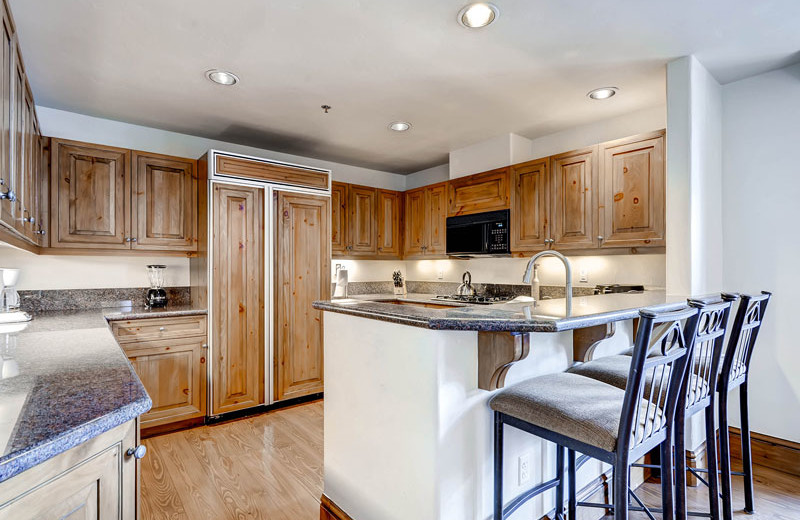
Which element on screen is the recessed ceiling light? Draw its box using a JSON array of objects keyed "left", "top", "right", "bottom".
[
  {"left": 587, "top": 87, "right": 618, "bottom": 100},
  {"left": 205, "top": 69, "right": 239, "bottom": 86},
  {"left": 458, "top": 3, "right": 499, "bottom": 28},
  {"left": 388, "top": 121, "right": 412, "bottom": 132}
]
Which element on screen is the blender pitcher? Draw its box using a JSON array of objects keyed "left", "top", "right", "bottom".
[{"left": 146, "top": 265, "right": 168, "bottom": 308}]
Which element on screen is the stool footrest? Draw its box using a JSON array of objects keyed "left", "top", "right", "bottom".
[{"left": 503, "top": 475, "right": 561, "bottom": 518}]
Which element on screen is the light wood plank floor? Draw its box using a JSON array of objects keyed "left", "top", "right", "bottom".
[{"left": 142, "top": 400, "right": 800, "bottom": 519}]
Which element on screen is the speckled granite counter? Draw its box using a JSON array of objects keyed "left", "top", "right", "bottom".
[
  {"left": 313, "top": 291, "right": 685, "bottom": 332},
  {"left": 0, "top": 305, "right": 206, "bottom": 483},
  {"left": 103, "top": 304, "right": 207, "bottom": 322}
]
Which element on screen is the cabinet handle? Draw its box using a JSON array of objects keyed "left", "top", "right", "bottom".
[
  {"left": 0, "top": 179, "right": 15, "bottom": 202},
  {"left": 126, "top": 445, "right": 147, "bottom": 459}
]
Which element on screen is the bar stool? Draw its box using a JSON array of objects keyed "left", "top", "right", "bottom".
[
  {"left": 489, "top": 306, "right": 700, "bottom": 520},
  {"left": 568, "top": 298, "right": 734, "bottom": 520},
  {"left": 717, "top": 291, "right": 771, "bottom": 520}
]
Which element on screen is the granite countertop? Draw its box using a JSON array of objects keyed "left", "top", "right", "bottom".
[
  {"left": 313, "top": 291, "right": 687, "bottom": 332},
  {"left": 0, "top": 305, "right": 205, "bottom": 483}
]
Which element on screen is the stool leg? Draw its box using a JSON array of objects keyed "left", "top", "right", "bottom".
[
  {"left": 675, "top": 410, "right": 688, "bottom": 520},
  {"left": 494, "top": 412, "right": 504, "bottom": 520},
  {"left": 661, "top": 433, "right": 675, "bottom": 520},
  {"left": 739, "top": 383, "right": 755, "bottom": 514},
  {"left": 613, "top": 456, "right": 629, "bottom": 520},
  {"left": 719, "top": 393, "right": 734, "bottom": 520},
  {"left": 705, "top": 403, "right": 721, "bottom": 520},
  {"left": 555, "top": 445, "right": 565, "bottom": 520},
  {"left": 568, "top": 449, "right": 577, "bottom": 520}
]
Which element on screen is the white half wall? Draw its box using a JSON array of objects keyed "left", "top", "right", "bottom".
[
  {"left": 721, "top": 62, "right": 800, "bottom": 442},
  {"left": 449, "top": 133, "right": 533, "bottom": 179},
  {"left": 405, "top": 163, "right": 449, "bottom": 190}
]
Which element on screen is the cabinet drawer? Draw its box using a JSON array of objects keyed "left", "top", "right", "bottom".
[{"left": 111, "top": 316, "right": 207, "bottom": 343}]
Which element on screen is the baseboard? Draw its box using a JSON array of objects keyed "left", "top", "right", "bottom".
[
  {"left": 727, "top": 427, "right": 800, "bottom": 478},
  {"left": 320, "top": 494, "right": 353, "bottom": 520}
]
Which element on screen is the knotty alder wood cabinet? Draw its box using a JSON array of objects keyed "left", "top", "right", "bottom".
[
  {"left": 275, "top": 190, "right": 330, "bottom": 401},
  {"left": 510, "top": 130, "right": 666, "bottom": 253},
  {"left": 49, "top": 138, "right": 198, "bottom": 252},
  {"left": 447, "top": 167, "right": 510, "bottom": 216},
  {"left": 111, "top": 316, "right": 207, "bottom": 435},
  {"left": 403, "top": 182, "right": 447, "bottom": 257},
  {"left": 0, "top": 420, "right": 139, "bottom": 519},
  {"left": 332, "top": 181, "right": 403, "bottom": 258},
  {"left": 0, "top": 1, "right": 46, "bottom": 251}
]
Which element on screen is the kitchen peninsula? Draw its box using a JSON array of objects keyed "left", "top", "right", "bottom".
[{"left": 314, "top": 290, "right": 685, "bottom": 520}]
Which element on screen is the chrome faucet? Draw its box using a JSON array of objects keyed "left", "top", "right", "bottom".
[{"left": 522, "top": 250, "right": 573, "bottom": 305}]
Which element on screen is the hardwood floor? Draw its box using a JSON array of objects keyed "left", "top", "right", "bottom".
[
  {"left": 142, "top": 400, "right": 800, "bottom": 520},
  {"left": 141, "top": 401, "right": 323, "bottom": 520}
]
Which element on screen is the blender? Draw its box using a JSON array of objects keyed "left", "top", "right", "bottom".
[
  {"left": 0, "top": 268, "right": 31, "bottom": 323},
  {"left": 145, "top": 265, "right": 168, "bottom": 308}
]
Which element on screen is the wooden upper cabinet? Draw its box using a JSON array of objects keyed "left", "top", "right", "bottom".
[
  {"left": 0, "top": 8, "right": 12, "bottom": 231},
  {"left": 10, "top": 45, "right": 25, "bottom": 237},
  {"left": 511, "top": 158, "right": 549, "bottom": 252},
  {"left": 426, "top": 182, "right": 448, "bottom": 255},
  {"left": 275, "top": 190, "right": 329, "bottom": 401},
  {"left": 347, "top": 184, "right": 377, "bottom": 255},
  {"left": 599, "top": 130, "right": 666, "bottom": 247},
  {"left": 447, "top": 167, "right": 510, "bottom": 216},
  {"left": 331, "top": 182, "right": 347, "bottom": 256},
  {"left": 376, "top": 189, "right": 402, "bottom": 257},
  {"left": 131, "top": 151, "right": 197, "bottom": 251},
  {"left": 403, "top": 187, "right": 426, "bottom": 256},
  {"left": 212, "top": 183, "right": 264, "bottom": 415},
  {"left": 215, "top": 154, "right": 329, "bottom": 189},
  {"left": 50, "top": 139, "right": 131, "bottom": 249},
  {"left": 550, "top": 146, "right": 598, "bottom": 250}
]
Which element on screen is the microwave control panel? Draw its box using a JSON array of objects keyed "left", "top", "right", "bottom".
[{"left": 488, "top": 222, "right": 509, "bottom": 252}]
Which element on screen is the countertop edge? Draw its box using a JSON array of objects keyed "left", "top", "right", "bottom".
[{"left": 103, "top": 308, "right": 208, "bottom": 322}]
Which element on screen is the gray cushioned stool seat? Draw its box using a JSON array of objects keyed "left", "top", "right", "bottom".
[{"left": 489, "top": 372, "right": 660, "bottom": 453}]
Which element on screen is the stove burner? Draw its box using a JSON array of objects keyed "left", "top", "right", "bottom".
[{"left": 433, "top": 294, "right": 513, "bottom": 305}]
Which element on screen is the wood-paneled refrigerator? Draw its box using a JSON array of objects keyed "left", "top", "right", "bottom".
[{"left": 191, "top": 150, "right": 331, "bottom": 417}]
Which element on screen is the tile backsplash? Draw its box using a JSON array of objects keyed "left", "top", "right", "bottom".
[{"left": 19, "top": 287, "right": 192, "bottom": 312}]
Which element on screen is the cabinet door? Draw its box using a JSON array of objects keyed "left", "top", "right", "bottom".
[
  {"left": 551, "top": 147, "right": 598, "bottom": 250},
  {"left": 212, "top": 183, "right": 264, "bottom": 414},
  {"left": 347, "top": 184, "right": 377, "bottom": 255},
  {"left": 0, "top": 11, "right": 12, "bottom": 230},
  {"left": 599, "top": 131, "right": 665, "bottom": 247},
  {"left": 447, "top": 167, "right": 510, "bottom": 216},
  {"left": 331, "top": 181, "right": 347, "bottom": 256},
  {"left": 131, "top": 151, "right": 197, "bottom": 251},
  {"left": 275, "top": 191, "right": 329, "bottom": 401},
  {"left": 125, "top": 336, "right": 206, "bottom": 429},
  {"left": 511, "top": 158, "right": 549, "bottom": 252},
  {"left": 376, "top": 189, "right": 401, "bottom": 257},
  {"left": 403, "top": 187, "right": 426, "bottom": 256},
  {"left": 10, "top": 47, "right": 24, "bottom": 237},
  {"left": 50, "top": 139, "right": 131, "bottom": 248},
  {"left": 426, "top": 183, "right": 448, "bottom": 255},
  {"left": 21, "top": 85, "right": 36, "bottom": 242}
]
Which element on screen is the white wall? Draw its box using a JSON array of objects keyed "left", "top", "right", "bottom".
[
  {"left": 405, "top": 163, "right": 449, "bottom": 190},
  {"left": 448, "top": 133, "right": 533, "bottom": 179},
  {"left": 0, "top": 245, "right": 189, "bottom": 290},
  {"left": 721, "top": 62, "right": 800, "bottom": 442},
  {"left": 665, "top": 56, "right": 723, "bottom": 296}
]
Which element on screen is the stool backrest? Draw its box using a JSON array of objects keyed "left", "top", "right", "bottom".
[
  {"left": 620, "top": 306, "right": 700, "bottom": 454},
  {"left": 681, "top": 298, "right": 734, "bottom": 413},
  {"left": 719, "top": 291, "right": 771, "bottom": 391}
]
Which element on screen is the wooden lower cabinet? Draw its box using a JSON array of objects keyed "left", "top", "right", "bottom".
[
  {"left": 275, "top": 190, "right": 329, "bottom": 401},
  {"left": 212, "top": 183, "right": 265, "bottom": 414},
  {"left": 0, "top": 420, "right": 139, "bottom": 519}
]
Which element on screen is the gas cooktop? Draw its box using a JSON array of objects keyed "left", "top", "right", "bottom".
[{"left": 433, "top": 295, "right": 513, "bottom": 305}]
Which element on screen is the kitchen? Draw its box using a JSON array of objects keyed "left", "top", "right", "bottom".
[{"left": 0, "top": 1, "right": 799, "bottom": 520}]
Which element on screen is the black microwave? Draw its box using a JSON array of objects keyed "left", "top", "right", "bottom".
[{"left": 446, "top": 209, "right": 510, "bottom": 257}]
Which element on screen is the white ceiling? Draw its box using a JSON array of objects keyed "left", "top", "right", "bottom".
[{"left": 9, "top": 0, "right": 800, "bottom": 173}]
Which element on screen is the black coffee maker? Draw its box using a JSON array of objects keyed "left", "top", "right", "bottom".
[{"left": 146, "top": 265, "right": 168, "bottom": 308}]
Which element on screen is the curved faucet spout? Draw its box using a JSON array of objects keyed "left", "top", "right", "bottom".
[{"left": 523, "top": 250, "right": 573, "bottom": 304}]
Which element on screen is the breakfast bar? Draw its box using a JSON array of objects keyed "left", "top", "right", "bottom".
[{"left": 313, "top": 291, "right": 686, "bottom": 520}]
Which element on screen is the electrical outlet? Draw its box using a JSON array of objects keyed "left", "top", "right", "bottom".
[
  {"left": 518, "top": 452, "right": 531, "bottom": 485},
  {"left": 437, "top": 269, "right": 444, "bottom": 280},
  {"left": 579, "top": 269, "right": 589, "bottom": 283}
]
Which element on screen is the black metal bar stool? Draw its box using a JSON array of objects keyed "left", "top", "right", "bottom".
[
  {"left": 716, "top": 291, "right": 771, "bottom": 520},
  {"left": 568, "top": 297, "right": 733, "bottom": 520},
  {"left": 489, "top": 306, "right": 700, "bottom": 520}
]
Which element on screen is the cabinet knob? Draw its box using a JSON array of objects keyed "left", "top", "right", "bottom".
[
  {"left": 126, "top": 445, "right": 147, "bottom": 459},
  {"left": 131, "top": 237, "right": 138, "bottom": 243},
  {"left": 159, "top": 327, "right": 166, "bottom": 332},
  {"left": 125, "top": 237, "right": 131, "bottom": 242},
  {"left": 0, "top": 179, "right": 15, "bottom": 202},
  {"left": 201, "top": 343, "right": 208, "bottom": 349},
  {"left": 597, "top": 235, "right": 604, "bottom": 241}
]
